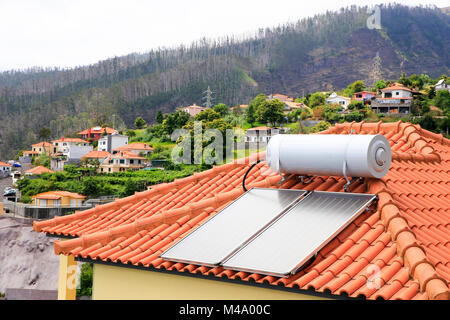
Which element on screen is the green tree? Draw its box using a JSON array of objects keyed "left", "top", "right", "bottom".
[
  {"left": 77, "top": 263, "right": 93, "bottom": 297},
  {"left": 156, "top": 110, "right": 164, "bottom": 124},
  {"left": 249, "top": 93, "right": 267, "bottom": 109},
  {"left": 194, "top": 109, "right": 221, "bottom": 122},
  {"left": 255, "top": 99, "right": 284, "bottom": 126},
  {"left": 212, "top": 103, "right": 229, "bottom": 116},
  {"left": 374, "top": 80, "right": 387, "bottom": 91},
  {"left": 134, "top": 116, "right": 147, "bottom": 129},
  {"left": 434, "top": 90, "right": 450, "bottom": 115},
  {"left": 343, "top": 80, "right": 366, "bottom": 97},
  {"left": 39, "top": 127, "right": 52, "bottom": 141},
  {"left": 245, "top": 104, "right": 256, "bottom": 125},
  {"left": 162, "top": 110, "right": 190, "bottom": 135},
  {"left": 308, "top": 92, "right": 326, "bottom": 108}
]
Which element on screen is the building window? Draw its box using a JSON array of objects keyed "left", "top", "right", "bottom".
[
  {"left": 120, "top": 159, "right": 124, "bottom": 164},
  {"left": 396, "top": 92, "right": 399, "bottom": 96}
]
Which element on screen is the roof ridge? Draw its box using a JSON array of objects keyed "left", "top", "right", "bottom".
[
  {"left": 53, "top": 173, "right": 281, "bottom": 256},
  {"left": 367, "top": 178, "right": 450, "bottom": 300}
]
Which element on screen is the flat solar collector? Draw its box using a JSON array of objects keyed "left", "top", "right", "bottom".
[
  {"left": 160, "top": 188, "right": 307, "bottom": 266},
  {"left": 222, "top": 191, "right": 376, "bottom": 277}
]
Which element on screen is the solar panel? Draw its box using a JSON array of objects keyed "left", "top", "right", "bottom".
[
  {"left": 222, "top": 191, "right": 376, "bottom": 277},
  {"left": 160, "top": 188, "right": 307, "bottom": 267}
]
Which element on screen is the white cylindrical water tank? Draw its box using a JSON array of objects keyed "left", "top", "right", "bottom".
[{"left": 267, "top": 134, "right": 391, "bottom": 179}]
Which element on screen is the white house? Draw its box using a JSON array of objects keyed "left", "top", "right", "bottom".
[
  {"left": 326, "top": 92, "right": 351, "bottom": 109},
  {"left": 371, "top": 83, "right": 413, "bottom": 114},
  {"left": 0, "top": 161, "right": 12, "bottom": 173},
  {"left": 244, "top": 127, "right": 287, "bottom": 143},
  {"left": 52, "top": 138, "right": 90, "bottom": 154},
  {"left": 98, "top": 134, "right": 129, "bottom": 153},
  {"left": 435, "top": 79, "right": 449, "bottom": 92}
]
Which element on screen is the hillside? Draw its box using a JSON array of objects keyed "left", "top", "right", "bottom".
[{"left": 0, "top": 4, "right": 449, "bottom": 159}]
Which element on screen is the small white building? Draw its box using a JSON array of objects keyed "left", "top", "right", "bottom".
[
  {"left": 435, "top": 79, "right": 450, "bottom": 92},
  {"left": 326, "top": 93, "right": 351, "bottom": 109},
  {"left": 244, "top": 127, "right": 287, "bottom": 143},
  {"left": 52, "top": 138, "right": 90, "bottom": 154},
  {"left": 98, "top": 134, "right": 129, "bottom": 153},
  {"left": 0, "top": 161, "right": 12, "bottom": 173}
]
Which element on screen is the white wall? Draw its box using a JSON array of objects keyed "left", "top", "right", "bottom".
[
  {"left": 68, "top": 145, "right": 94, "bottom": 160},
  {"left": 98, "top": 135, "right": 128, "bottom": 152}
]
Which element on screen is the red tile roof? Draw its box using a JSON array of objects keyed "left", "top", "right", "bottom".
[
  {"left": 113, "top": 143, "right": 153, "bottom": 152},
  {"left": 33, "top": 121, "right": 450, "bottom": 300},
  {"left": 25, "top": 166, "right": 54, "bottom": 174},
  {"left": 77, "top": 127, "right": 117, "bottom": 135},
  {"left": 32, "top": 191, "right": 85, "bottom": 200},
  {"left": 81, "top": 150, "right": 111, "bottom": 159},
  {"left": 381, "top": 83, "right": 412, "bottom": 92},
  {"left": 32, "top": 141, "right": 53, "bottom": 147},
  {"left": 52, "top": 138, "right": 89, "bottom": 144},
  {"left": 113, "top": 151, "right": 146, "bottom": 160},
  {"left": 0, "top": 161, "right": 12, "bottom": 167}
]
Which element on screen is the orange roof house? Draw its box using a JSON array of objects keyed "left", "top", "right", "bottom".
[
  {"left": 112, "top": 142, "right": 153, "bottom": 155},
  {"left": 32, "top": 141, "right": 54, "bottom": 155},
  {"left": 52, "top": 138, "right": 90, "bottom": 144},
  {"left": 99, "top": 151, "right": 146, "bottom": 174},
  {"left": 0, "top": 162, "right": 12, "bottom": 171},
  {"left": 78, "top": 127, "right": 118, "bottom": 141},
  {"left": 180, "top": 104, "right": 207, "bottom": 117},
  {"left": 25, "top": 166, "right": 55, "bottom": 175},
  {"left": 32, "top": 191, "right": 85, "bottom": 208},
  {"left": 33, "top": 121, "right": 450, "bottom": 300},
  {"left": 81, "top": 150, "right": 111, "bottom": 160}
]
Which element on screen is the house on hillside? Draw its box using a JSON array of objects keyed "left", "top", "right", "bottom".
[
  {"left": 32, "top": 191, "right": 85, "bottom": 207},
  {"left": 180, "top": 104, "right": 207, "bottom": 117},
  {"left": 98, "top": 134, "right": 129, "bottom": 153},
  {"left": 371, "top": 83, "right": 413, "bottom": 114},
  {"left": 326, "top": 92, "right": 351, "bottom": 109},
  {"left": 352, "top": 91, "right": 376, "bottom": 105},
  {"left": 244, "top": 126, "right": 287, "bottom": 144},
  {"left": 268, "top": 93, "right": 294, "bottom": 102},
  {"left": 99, "top": 151, "right": 146, "bottom": 173},
  {"left": 81, "top": 150, "right": 111, "bottom": 166},
  {"left": 77, "top": 127, "right": 118, "bottom": 141},
  {"left": 32, "top": 121, "right": 450, "bottom": 300},
  {"left": 267, "top": 93, "right": 303, "bottom": 112},
  {"left": 50, "top": 138, "right": 93, "bottom": 171},
  {"left": 112, "top": 142, "right": 153, "bottom": 156},
  {"left": 51, "top": 138, "right": 90, "bottom": 154},
  {"left": 31, "top": 142, "right": 54, "bottom": 155},
  {"left": 0, "top": 161, "right": 12, "bottom": 173},
  {"left": 435, "top": 79, "right": 450, "bottom": 92}
]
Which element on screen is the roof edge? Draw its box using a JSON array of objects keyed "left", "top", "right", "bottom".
[{"left": 367, "top": 178, "right": 450, "bottom": 300}]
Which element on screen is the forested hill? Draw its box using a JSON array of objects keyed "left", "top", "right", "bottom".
[{"left": 0, "top": 4, "right": 449, "bottom": 159}]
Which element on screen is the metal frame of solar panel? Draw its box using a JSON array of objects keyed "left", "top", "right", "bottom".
[
  {"left": 160, "top": 188, "right": 307, "bottom": 267},
  {"left": 221, "top": 191, "right": 377, "bottom": 277}
]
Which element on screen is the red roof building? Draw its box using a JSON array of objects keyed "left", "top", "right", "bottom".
[
  {"left": 25, "top": 166, "right": 55, "bottom": 175},
  {"left": 81, "top": 150, "right": 111, "bottom": 159},
  {"left": 34, "top": 121, "right": 450, "bottom": 300},
  {"left": 77, "top": 127, "right": 118, "bottom": 141}
]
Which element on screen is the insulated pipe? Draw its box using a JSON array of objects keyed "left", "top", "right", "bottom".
[{"left": 266, "top": 134, "right": 391, "bottom": 179}]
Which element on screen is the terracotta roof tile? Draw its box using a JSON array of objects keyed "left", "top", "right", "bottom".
[
  {"left": 25, "top": 166, "right": 54, "bottom": 174},
  {"left": 34, "top": 121, "right": 450, "bottom": 300}
]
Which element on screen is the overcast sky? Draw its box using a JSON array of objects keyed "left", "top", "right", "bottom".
[{"left": 0, "top": 0, "right": 448, "bottom": 71}]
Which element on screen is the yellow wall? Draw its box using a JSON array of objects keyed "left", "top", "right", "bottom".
[{"left": 92, "top": 264, "right": 328, "bottom": 300}]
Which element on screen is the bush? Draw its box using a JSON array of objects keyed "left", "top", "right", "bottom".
[{"left": 77, "top": 263, "right": 93, "bottom": 297}]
